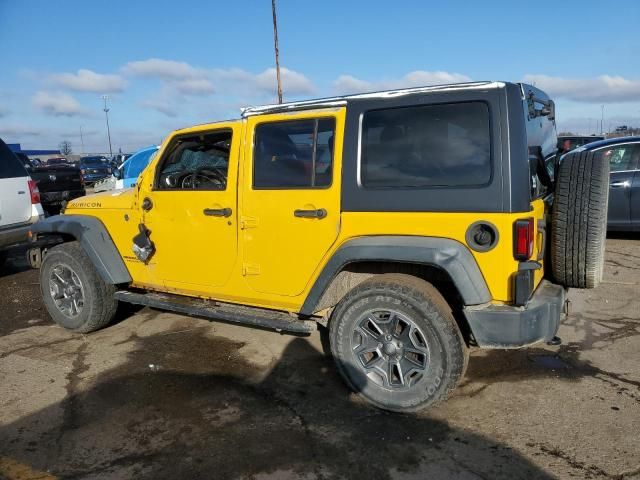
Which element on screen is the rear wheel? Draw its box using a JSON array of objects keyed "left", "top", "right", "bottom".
[
  {"left": 551, "top": 150, "right": 610, "bottom": 289},
  {"left": 40, "top": 241, "right": 118, "bottom": 333},
  {"left": 329, "top": 274, "right": 468, "bottom": 412}
]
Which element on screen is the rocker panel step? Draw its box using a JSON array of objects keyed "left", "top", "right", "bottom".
[{"left": 114, "top": 290, "right": 316, "bottom": 335}]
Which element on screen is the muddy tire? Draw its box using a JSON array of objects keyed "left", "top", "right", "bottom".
[
  {"left": 329, "top": 273, "right": 468, "bottom": 412},
  {"left": 551, "top": 150, "right": 610, "bottom": 289},
  {"left": 40, "top": 241, "right": 118, "bottom": 333}
]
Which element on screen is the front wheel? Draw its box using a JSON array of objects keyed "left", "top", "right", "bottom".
[
  {"left": 329, "top": 274, "right": 468, "bottom": 412},
  {"left": 40, "top": 241, "right": 118, "bottom": 333}
]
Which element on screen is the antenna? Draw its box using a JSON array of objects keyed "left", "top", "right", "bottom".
[{"left": 271, "top": 0, "right": 283, "bottom": 104}]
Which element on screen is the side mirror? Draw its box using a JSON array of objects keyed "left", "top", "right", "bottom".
[{"left": 113, "top": 168, "right": 122, "bottom": 179}]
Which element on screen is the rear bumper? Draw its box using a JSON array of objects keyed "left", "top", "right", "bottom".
[
  {"left": 464, "top": 280, "right": 567, "bottom": 348},
  {"left": 0, "top": 209, "right": 43, "bottom": 250}
]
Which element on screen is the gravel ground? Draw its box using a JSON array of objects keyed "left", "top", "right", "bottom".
[{"left": 0, "top": 234, "right": 639, "bottom": 480}]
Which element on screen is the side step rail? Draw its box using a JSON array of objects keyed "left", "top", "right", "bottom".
[{"left": 114, "top": 290, "right": 316, "bottom": 335}]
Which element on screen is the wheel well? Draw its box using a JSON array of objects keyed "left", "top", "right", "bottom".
[{"left": 315, "top": 261, "right": 474, "bottom": 346}]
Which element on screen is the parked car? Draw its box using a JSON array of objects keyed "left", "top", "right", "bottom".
[
  {"left": 572, "top": 136, "right": 640, "bottom": 231},
  {"left": 110, "top": 153, "right": 132, "bottom": 170},
  {"left": 0, "top": 138, "right": 44, "bottom": 266},
  {"left": 79, "top": 156, "right": 112, "bottom": 184},
  {"left": 557, "top": 134, "right": 605, "bottom": 154},
  {"left": 16, "top": 153, "right": 85, "bottom": 215},
  {"left": 32, "top": 81, "right": 610, "bottom": 412},
  {"left": 93, "top": 146, "right": 158, "bottom": 192},
  {"left": 115, "top": 146, "right": 159, "bottom": 189},
  {"left": 46, "top": 157, "right": 69, "bottom": 166}
]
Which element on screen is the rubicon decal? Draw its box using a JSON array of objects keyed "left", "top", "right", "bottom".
[{"left": 69, "top": 201, "right": 102, "bottom": 208}]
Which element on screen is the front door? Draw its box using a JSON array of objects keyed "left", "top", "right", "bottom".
[
  {"left": 241, "top": 109, "right": 345, "bottom": 297},
  {"left": 140, "top": 123, "right": 239, "bottom": 289},
  {"left": 595, "top": 144, "right": 640, "bottom": 228}
]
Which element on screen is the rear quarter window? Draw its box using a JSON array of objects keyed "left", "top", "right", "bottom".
[
  {"left": 360, "top": 101, "right": 491, "bottom": 188},
  {"left": 0, "top": 140, "right": 28, "bottom": 179}
]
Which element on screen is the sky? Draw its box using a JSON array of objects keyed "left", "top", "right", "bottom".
[{"left": 1, "top": 0, "right": 639, "bottom": 153}]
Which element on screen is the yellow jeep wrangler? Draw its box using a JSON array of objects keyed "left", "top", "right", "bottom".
[{"left": 32, "top": 81, "right": 609, "bottom": 412}]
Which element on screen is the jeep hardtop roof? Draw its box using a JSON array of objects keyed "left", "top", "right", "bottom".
[{"left": 240, "top": 81, "right": 507, "bottom": 117}]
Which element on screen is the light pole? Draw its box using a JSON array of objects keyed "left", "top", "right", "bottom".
[
  {"left": 600, "top": 104, "right": 604, "bottom": 136},
  {"left": 80, "top": 125, "right": 85, "bottom": 154},
  {"left": 271, "top": 0, "right": 283, "bottom": 104},
  {"left": 102, "top": 95, "right": 113, "bottom": 157}
]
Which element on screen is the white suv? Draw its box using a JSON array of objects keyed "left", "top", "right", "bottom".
[{"left": 0, "top": 138, "right": 44, "bottom": 266}]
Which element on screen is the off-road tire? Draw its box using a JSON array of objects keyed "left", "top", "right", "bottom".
[
  {"left": 551, "top": 150, "right": 610, "bottom": 289},
  {"left": 329, "top": 273, "right": 468, "bottom": 412},
  {"left": 40, "top": 241, "right": 118, "bottom": 333},
  {"left": 0, "top": 250, "right": 7, "bottom": 269}
]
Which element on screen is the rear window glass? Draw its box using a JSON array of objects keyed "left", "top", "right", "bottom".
[
  {"left": 360, "top": 102, "right": 491, "bottom": 188},
  {"left": 0, "top": 140, "right": 28, "bottom": 179}
]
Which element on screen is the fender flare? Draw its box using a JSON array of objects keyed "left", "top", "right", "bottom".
[
  {"left": 300, "top": 236, "right": 491, "bottom": 315},
  {"left": 31, "top": 215, "right": 132, "bottom": 285}
]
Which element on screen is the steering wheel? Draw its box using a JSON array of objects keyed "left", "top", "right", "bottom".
[{"left": 180, "top": 168, "right": 226, "bottom": 189}]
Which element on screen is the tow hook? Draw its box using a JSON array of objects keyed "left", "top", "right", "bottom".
[{"left": 547, "top": 336, "right": 562, "bottom": 346}]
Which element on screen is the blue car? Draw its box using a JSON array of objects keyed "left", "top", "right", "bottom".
[{"left": 115, "top": 145, "right": 159, "bottom": 189}]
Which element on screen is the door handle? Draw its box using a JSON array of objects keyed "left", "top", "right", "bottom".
[
  {"left": 610, "top": 180, "right": 631, "bottom": 188},
  {"left": 294, "top": 208, "right": 327, "bottom": 219},
  {"left": 203, "top": 207, "right": 232, "bottom": 217}
]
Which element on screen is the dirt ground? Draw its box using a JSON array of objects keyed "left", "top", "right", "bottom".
[{"left": 0, "top": 235, "right": 639, "bottom": 480}]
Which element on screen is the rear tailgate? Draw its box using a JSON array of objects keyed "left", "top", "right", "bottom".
[{"left": 31, "top": 166, "right": 83, "bottom": 193}]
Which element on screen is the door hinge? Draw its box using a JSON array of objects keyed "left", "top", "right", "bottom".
[
  {"left": 240, "top": 216, "right": 258, "bottom": 229},
  {"left": 242, "top": 263, "right": 260, "bottom": 276}
]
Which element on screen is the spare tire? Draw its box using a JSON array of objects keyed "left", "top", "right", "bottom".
[{"left": 551, "top": 150, "right": 610, "bottom": 289}]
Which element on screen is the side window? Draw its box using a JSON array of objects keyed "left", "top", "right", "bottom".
[
  {"left": 253, "top": 118, "right": 335, "bottom": 189},
  {"left": 156, "top": 130, "right": 231, "bottom": 190},
  {"left": 594, "top": 144, "right": 639, "bottom": 172},
  {"left": 0, "top": 141, "right": 28, "bottom": 179},
  {"left": 360, "top": 102, "right": 491, "bottom": 188}
]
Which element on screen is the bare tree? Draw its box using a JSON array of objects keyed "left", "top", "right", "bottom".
[{"left": 59, "top": 140, "right": 73, "bottom": 156}]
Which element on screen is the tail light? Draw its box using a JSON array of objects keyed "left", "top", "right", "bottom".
[
  {"left": 28, "top": 179, "right": 41, "bottom": 204},
  {"left": 514, "top": 218, "right": 534, "bottom": 261}
]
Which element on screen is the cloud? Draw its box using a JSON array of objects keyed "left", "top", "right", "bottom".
[
  {"left": 140, "top": 98, "right": 179, "bottom": 118},
  {"left": 32, "top": 91, "right": 86, "bottom": 117},
  {"left": 333, "top": 70, "right": 473, "bottom": 95},
  {"left": 174, "top": 78, "right": 215, "bottom": 95},
  {"left": 50, "top": 69, "right": 127, "bottom": 93},
  {"left": 0, "top": 123, "right": 41, "bottom": 138},
  {"left": 523, "top": 74, "right": 640, "bottom": 103},
  {"left": 254, "top": 67, "right": 315, "bottom": 95},
  {"left": 123, "top": 58, "right": 205, "bottom": 80},
  {"left": 124, "top": 59, "right": 315, "bottom": 100},
  {"left": 123, "top": 58, "right": 215, "bottom": 96}
]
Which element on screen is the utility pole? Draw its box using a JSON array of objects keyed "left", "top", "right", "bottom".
[
  {"left": 600, "top": 104, "right": 604, "bottom": 136},
  {"left": 271, "top": 0, "right": 283, "bottom": 104},
  {"left": 102, "top": 95, "right": 113, "bottom": 157},
  {"left": 80, "top": 125, "right": 85, "bottom": 154}
]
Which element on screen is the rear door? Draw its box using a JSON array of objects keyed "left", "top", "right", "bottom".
[
  {"left": 241, "top": 108, "right": 345, "bottom": 297},
  {"left": 592, "top": 143, "right": 639, "bottom": 228},
  {"left": 0, "top": 140, "right": 32, "bottom": 227}
]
